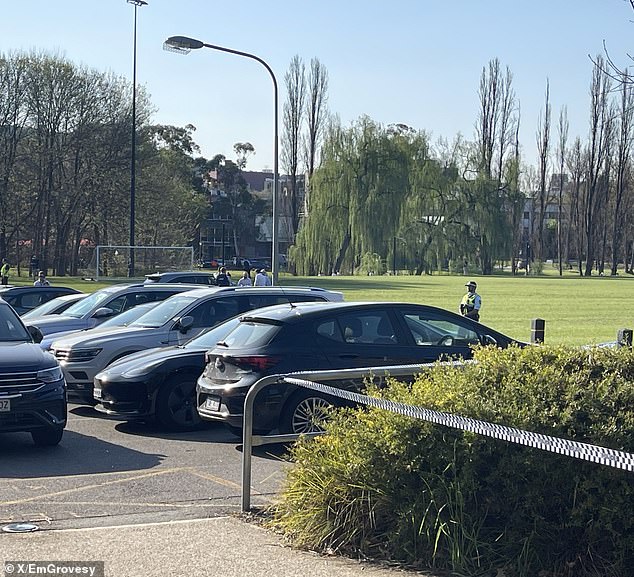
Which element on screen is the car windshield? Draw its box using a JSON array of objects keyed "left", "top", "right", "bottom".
[
  {"left": 62, "top": 290, "right": 114, "bottom": 318},
  {"left": 0, "top": 306, "right": 31, "bottom": 342},
  {"left": 98, "top": 302, "right": 160, "bottom": 328},
  {"left": 21, "top": 296, "right": 74, "bottom": 319},
  {"left": 184, "top": 316, "right": 242, "bottom": 349},
  {"left": 128, "top": 294, "right": 198, "bottom": 328}
]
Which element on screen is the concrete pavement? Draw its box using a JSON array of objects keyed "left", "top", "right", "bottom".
[{"left": 0, "top": 516, "right": 410, "bottom": 577}]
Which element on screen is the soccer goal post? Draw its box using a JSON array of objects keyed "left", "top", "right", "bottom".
[{"left": 93, "top": 245, "right": 195, "bottom": 281}]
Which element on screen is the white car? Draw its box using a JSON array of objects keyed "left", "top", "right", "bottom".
[
  {"left": 51, "top": 286, "right": 344, "bottom": 403},
  {"left": 26, "top": 283, "right": 198, "bottom": 337}
]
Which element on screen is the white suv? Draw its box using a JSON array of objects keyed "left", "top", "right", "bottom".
[{"left": 51, "top": 286, "right": 343, "bottom": 403}]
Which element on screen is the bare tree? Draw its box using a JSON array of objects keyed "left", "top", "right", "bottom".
[
  {"left": 534, "top": 80, "right": 552, "bottom": 263},
  {"left": 303, "top": 57, "right": 329, "bottom": 217},
  {"left": 281, "top": 55, "right": 306, "bottom": 239},
  {"left": 611, "top": 70, "right": 633, "bottom": 274},
  {"left": 556, "top": 106, "right": 569, "bottom": 275},
  {"left": 583, "top": 58, "right": 612, "bottom": 276}
]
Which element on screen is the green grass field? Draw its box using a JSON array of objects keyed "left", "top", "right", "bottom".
[{"left": 8, "top": 270, "right": 634, "bottom": 345}]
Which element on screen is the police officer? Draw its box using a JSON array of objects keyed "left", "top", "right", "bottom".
[{"left": 459, "top": 280, "right": 481, "bottom": 321}]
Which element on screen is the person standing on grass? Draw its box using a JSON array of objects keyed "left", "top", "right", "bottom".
[
  {"left": 254, "top": 268, "right": 271, "bottom": 286},
  {"left": 0, "top": 259, "right": 9, "bottom": 286},
  {"left": 33, "top": 271, "right": 50, "bottom": 286},
  {"left": 459, "top": 280, "right": 481, "bottom": 321},
  {"left": 237, "top": 271, "right": 252, "bottom": 287}
]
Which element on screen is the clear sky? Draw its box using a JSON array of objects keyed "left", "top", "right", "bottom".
[{"left": 2, "top": 0, "right": 633, "bottom": 171}]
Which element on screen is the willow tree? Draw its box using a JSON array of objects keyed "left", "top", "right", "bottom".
[{"left": 293, "top": 117, "right": 413, "bottom": 274}]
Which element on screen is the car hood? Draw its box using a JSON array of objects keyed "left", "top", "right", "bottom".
[
  {"left": 98, "top": 345, "right": 205, "bottom": 378},
  {"left": 26, "top": 314, "right": 90, "bottom": 335},
  {"left": 50, "top": 326, "right": 160, "bottom": 350},
  {"left": 0, "top": 342, "right": 58, "bottom": 371}
]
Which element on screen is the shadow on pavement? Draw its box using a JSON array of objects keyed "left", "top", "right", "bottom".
[{"left": 0, "top": 430, "right": 165, "bottom": 478}]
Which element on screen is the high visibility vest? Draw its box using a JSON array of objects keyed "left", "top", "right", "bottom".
[{"left": 461, "top": 293, "right": 477, "bottom": 313}]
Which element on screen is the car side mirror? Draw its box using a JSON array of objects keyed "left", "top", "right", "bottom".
[
  {"left": 482, "top": 334, "right": 498, "bottom": 346},
  {"left": 177, "top": 315, "right": 194, "bottom": 333},
  {"left": 27, "top": 325, "right": 43, "bottom": 344},
  {"left": 93, "top": 307, "right": 115, "bottom": 318}
]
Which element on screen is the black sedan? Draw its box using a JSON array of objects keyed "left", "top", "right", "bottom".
[
  {"left": 93, "top": 318, "right": 242, "bottom": 430},
  {"left": 0, "top": 286, "right": 82, "bottom": 315},
  {"left": 196, "top": 302, "right": 524, "bottom": 435}
]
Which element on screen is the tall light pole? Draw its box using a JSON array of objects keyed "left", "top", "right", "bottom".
[
  {"left": 127, "top": 0, "right": 147, "bottom": 277},
  {"left": 163, "top": 35, "right": 279, "bottom": 285}
]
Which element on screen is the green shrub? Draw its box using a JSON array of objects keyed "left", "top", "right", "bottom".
[{"left": 270, "top": 345, "right": 634, "bottom": 576}]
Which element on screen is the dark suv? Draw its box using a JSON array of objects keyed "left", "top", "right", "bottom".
[{"left": 0, "top": 300, "right": 66, "bottom": 446}]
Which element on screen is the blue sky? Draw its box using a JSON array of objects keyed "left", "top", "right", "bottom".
[{"left": 2, "top": 0, "right": 633, "bottom": 171}]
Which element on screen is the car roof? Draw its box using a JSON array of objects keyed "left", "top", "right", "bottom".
[
  {"left": 0, "top": 286, "right": 81, "bottom": 294},
  {"left": 152, "top": 285, "right": 343, "bottom": 298}
]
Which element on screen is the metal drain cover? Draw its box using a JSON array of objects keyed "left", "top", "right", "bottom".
[{"left": 2, "top": 523, "right": 39, "bottom": 533}]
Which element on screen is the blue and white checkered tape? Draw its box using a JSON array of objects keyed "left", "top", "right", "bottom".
[{"left": 283, "top": 377, "right": 634, "bottom": 472}]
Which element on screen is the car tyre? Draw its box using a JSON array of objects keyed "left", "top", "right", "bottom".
[
  {"left": 280, "top": 390, "right": 334, "bottom": 435},
  {"left": 31, "top": 426, "right": 64, "bottom": 447},
  {"left": 156, "top": 377, "right": 203, "bottom": 431}
]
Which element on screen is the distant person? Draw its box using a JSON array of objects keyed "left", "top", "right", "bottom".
[
  {"left": 237, "top": 271, "right": 252, "bottom": 287},
  {"left": 459, "top": 280, "right": 481, "bottom": 321},
  {"left": 33, "top": 270, "right": 50, "bottom": 287},
  {"left": 0, "top": 259, "right": 9, "bottom": 286},
  {"left": 254, "top": 268, "right": 271, "bottom": 286},
  {"left": 30, "top": 254, "right": 39, "bottom": 278},
  {"left": 215, "top": 266, "right": 231, "bottom": 287},
  {"left": 242, "top": 258, "right": 251, "bottom": 278}
]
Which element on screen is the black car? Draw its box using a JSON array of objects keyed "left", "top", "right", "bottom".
[
  {"left": 143, "top": 271, "right": 217, "bottom": 285},
  {"left": 92, "top": 287, "right": 344, "bottom": 430},
  {"left": 0, "top": 286, "right": 83, "bottom": 316},
  {"left": 196, "top": 302, "right": 523, "bottom": 435},
  {"left": 0, "top": 300, "right": 66, "bottom": 446}
]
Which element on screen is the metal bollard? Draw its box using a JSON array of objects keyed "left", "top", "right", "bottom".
[
  {"left": 617, "top": 328, "right": 633, "bottom": 348},
  {"left": 531, "top": 318, "right": 545, "bottom": 344}
]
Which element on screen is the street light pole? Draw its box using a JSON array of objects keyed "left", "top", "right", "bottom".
[
  {"left": 127, "top": 0, "right": 147, "bottom": 278},
  {"left": 163, "top": 36, "right": 279, "bottom": 285}
]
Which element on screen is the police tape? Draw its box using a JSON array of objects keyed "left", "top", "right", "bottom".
[{"left": 283, "top": 376, "right": 634, "bottom": 472}]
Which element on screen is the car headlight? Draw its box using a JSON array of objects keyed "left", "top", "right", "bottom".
[
  {"left": 37, "top": 365, "right": 64, "bottom": 383},
  {"left": 68, "top": 348, "right": 103, "bottom": 362}
]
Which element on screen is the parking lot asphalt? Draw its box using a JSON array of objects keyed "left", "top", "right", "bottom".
[{"left": 0, "top": 516, "right": 409, "bottom": 577}]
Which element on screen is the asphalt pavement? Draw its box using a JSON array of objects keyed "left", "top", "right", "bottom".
[{"left": 0, "top": 516, "right": 411, "bottom": 577}]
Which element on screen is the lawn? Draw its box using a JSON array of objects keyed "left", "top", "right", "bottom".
[{"left": 9, "top": 269, "right": 633, "bottom": 346}]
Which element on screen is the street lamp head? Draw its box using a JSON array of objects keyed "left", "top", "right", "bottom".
[
  {"left": 127, "top": 0, "right": 148, "bottom": 6},
  {"left": 163, "top": 36, "right": 204, "bottom": 55}
]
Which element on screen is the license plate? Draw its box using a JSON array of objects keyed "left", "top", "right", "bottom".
[
  {"left": 93, "top": 387, "right": 102, "bottom": 399},
  {"left": 204, "top": 397, "right": 220, "bottom": 412},
  {"left": 0, "top": 398, "right": 10, "bottom": 412}
]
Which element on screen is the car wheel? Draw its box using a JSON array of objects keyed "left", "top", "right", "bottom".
[
  {"left": 155, "top": 377, "right": 203, "bottom": 431},
  {"left": 31, "top": 426, "right": 64, "bottom": 447},
  {"left": 280, "top": 391, "right": 334, "bottom": 435}
]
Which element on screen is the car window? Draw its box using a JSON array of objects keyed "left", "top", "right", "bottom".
[
  {"left": 336, "top": 311, "right": 398, "bottom": 344},
  {"left": 316, "top": 319, "right": 344, "bottom": 342},
  {"left": 403, "top": 313, "right": 480, "bottom": 346},
  {"left": 220, "top": 321, "right": 279, "bottom": 348},
  {"left": 19, "top": 293, "right": 44, "bottom": 311},
  {"left": 64, "top": 290, "right": 112, "bottom": 317}
]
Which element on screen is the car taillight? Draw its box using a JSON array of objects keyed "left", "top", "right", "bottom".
[{"left": 229, "top": 355, "right": 281, "bottom": 371}]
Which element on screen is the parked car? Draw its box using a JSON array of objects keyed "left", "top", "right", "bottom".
[
  {"left": 39, "top": 301, "right": 160, "bottom": 352},
  {"left": 0, "top": 299, "right": 66, "bottom": 446},
  {"left": 143, "top": 271, "right": 217, "bottom": 286},
  {"left": 25, "top": 283, "right": 199, "bottom": 337},
  {"left": 91, "top": 286, "right": 344, "bottom": 429},
  {"left": 0, "top": 286, "right": 83, "bottom": 316},
  {"left": 21, "top": 293, "right": 88, "bottom": 321},
  {"left": 196, "top": 301, "right": 524, "bottom": 435}
]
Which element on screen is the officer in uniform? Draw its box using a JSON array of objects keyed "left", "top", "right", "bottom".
[{"left": 459, "top": 280, "right": 481, "bottom": 321}]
